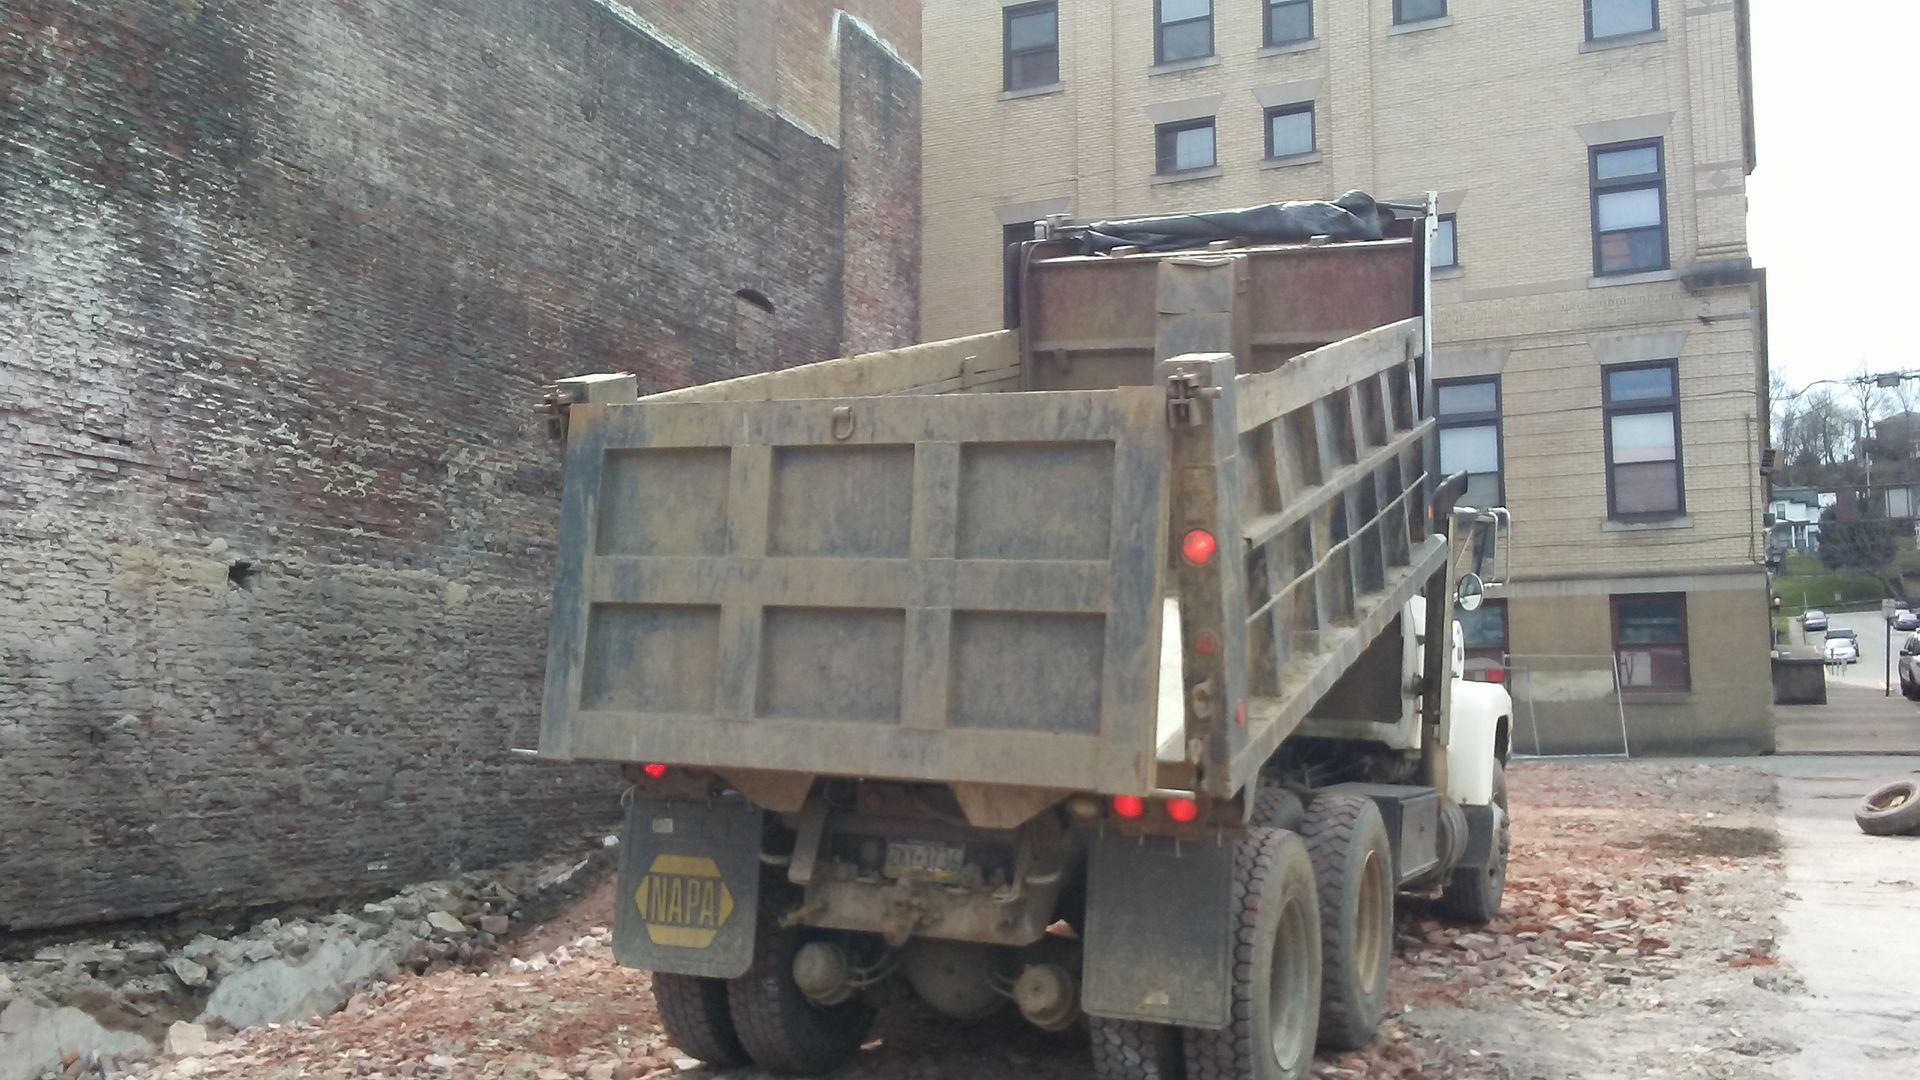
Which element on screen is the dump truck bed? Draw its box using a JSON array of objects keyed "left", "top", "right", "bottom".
[{"left": 541, "top": 234, "right": 1441, "bottom": 800}]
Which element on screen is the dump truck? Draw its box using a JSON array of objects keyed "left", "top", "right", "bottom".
[{"left": 536, "top": 194, "right": 1514, "bottom": 1080}]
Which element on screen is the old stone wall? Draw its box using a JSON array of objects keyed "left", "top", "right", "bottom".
[{"left": 0, "top": 0, "right": 920, "bottom": 930}]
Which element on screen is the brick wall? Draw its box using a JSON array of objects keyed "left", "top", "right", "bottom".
[{"left": 0, "top": 0, "right": 919, "bottom": 930}]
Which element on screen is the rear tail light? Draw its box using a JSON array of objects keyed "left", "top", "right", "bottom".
[
  {"left": 641, "top": 762, "right": 669, "bottom": 779},
  {"left": 1181, "top": 529, "right": 1218, "bottom": 565},
  {"left": 1484, "top": 665, "right": 1505, "bottom": 684},
  {"left": 1111, "top": 795, "right": 1146, "bottom": 819},
  {"left": 1164, "top": 798, "right": 1200, "bottom": 823}
]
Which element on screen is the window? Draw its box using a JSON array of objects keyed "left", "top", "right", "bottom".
[
  {"left": 1393, "top": 0, "right": 1447, "bottom": 24},
  {"left": 1460, "top": 598, "right": 1508, "bottom": 682},
  {"left": 1433, "top": 214, "right": 1459, "bottom": 268},
  {"left": 1590, "top": 139, "right": 1668, "bottom": 275},
  {"left": 1266, "top": 0, "right": 1312, "bottom": 45},
  {"left": 1587, "top": 0, "right": 1657, "bottom": 40},
  {"left": 1612, "top": 593, "right": 1690, "bottom": 691},
  {"left": 1435, "top": 377, "right": 1502, "bottom": 510},
  {"left": 1002, "top": 221, "right": 1036, "bottom": 328},
  {"left": 1155, "top": 0, "right": 1213, "bottom": 63},
  {"left": 1003, "top": 3, "right": 1060, "bottom": 91},
  {"left": 1603, "top": 360, "right": 1683, "bottom": 517},
  {"left": 1155, "top": 118, "right": 1216, "bottom": 174},
  {"left": 1265, "top": 104, "right": 1315, "bottom": 159}
]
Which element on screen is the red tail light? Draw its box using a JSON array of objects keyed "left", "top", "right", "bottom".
[
  {"left": 1112, "top": 795, "right": 1146, "bottom": 819},
  {"left": 642, "top": 762, "right": 669, "bottom": 779},
  {"left": 1193, "top": 631, "right": 1219, "bottom": 655},
  {"left": 1181, "top": 529, "right": 1217, "bottom": 565},
  {"left": 1164, "top": 798, "right": 1200, "bottom": 823},
  {"left": 1484, "top": 665, "right": 1505, "bottom": 684}
]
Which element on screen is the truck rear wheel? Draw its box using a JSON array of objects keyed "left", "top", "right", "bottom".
[
  {"left": 1183, "top": 827, "right": 1320, "bottom": 1080},
  {"left": 1437, "top": 761, "right": 1509, "bottom": 925},
  {"left": 652, "top": 973, "right": 751, "bottom": 1067},
  {"left": 726, "top": 913, "right": 875, "bottom": 1076},
  {"left": 1089, "top": 1018, "right": 1185, "bottom": 1080},
  {"left": 1300, "top": 794, "right": 1393, "bottom": 1050}
]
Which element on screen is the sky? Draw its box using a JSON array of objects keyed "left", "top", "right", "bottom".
[{"left": 1746, "top": 2, "right": 1920, "bottom": 392}]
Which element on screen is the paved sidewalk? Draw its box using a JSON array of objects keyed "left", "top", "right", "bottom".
[
  {"left": 1774, "top": 681, "right": 1920, "bottom": 754},
  {"left": 1749, "top": 755, "right": 1920, "bottom": 1076}
]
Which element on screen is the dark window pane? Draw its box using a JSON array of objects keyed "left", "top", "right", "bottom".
[
  {"left": 1268, "top": 2, "right": 1311, "bottom": 43},
  {"left": 1590, "top": 0, "right": 1655, "bottom": 38},
  {"left": 1396, "top": 0, "right": 1446, "bottom": 23},
  {"left": 1008, "top": 51, "right": 1059, "bottom": 89},
  {"left": 1606, "top": 365, "right": 1674, "bottom": 402},
  {"left": 1611, "top": 460, "right": 1681, "bottom": 515},
  {"left": 1267, "top": 108, "right": 1313, "bottom": 157},
  {"left": 1598, "top": 227, "right": 1665, "bottom": 273},
  {"left": 1160, "top": 19, "right": 1211, "bottom": 61},
  {"left": 1161, "top": 0, "right": 1210, "bottom": 22},
  {"left": 1008, "top": 8, "right": 1057, "bottom": 50},
  {"left": 1460, "top": 602, "right": 1508, "bottom": 650},
  {"left": 1595, "top": 145, "right": 1660, "bottom": 180},
  {"left": 1616, "top": 596, "right": 1684, "bottom": 642},
  {"left": 1433, "top": 217, "right": 1457, "bottom": 267}
]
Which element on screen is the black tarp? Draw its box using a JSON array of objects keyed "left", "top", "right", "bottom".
[{"left": 1067, "top": 190, "right": 1397, "bottom": 254}]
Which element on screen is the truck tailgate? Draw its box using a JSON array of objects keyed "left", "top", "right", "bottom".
[{"left": 540, "top": 389, "right": 1171, "bottom": 795}]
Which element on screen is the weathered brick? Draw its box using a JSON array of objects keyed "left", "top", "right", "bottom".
[{"left": 0, "top": 0, "right": 919, "bottom": 930}]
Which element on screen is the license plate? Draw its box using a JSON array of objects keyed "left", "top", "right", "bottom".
[{"left": 883, "top": 840, "right": 967, "bottom": 883}]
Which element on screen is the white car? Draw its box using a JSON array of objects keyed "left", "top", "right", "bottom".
[{"left": 1824, "top": 628, "right": 1860, "bottom": 664}]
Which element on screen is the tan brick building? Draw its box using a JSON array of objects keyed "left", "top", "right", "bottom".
[{"left": 921, "top": 0, "right": 1770, "bottom": 754}]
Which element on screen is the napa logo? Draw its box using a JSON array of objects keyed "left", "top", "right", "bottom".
[{"left": 634, "top": 854, "right": 736, "bottom": 949}]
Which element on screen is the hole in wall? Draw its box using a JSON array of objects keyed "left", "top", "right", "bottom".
[
  {"left": 227, "top": 560, "right": 258, "bottom": 590},
  {"left": 734, "top": 288, "right": 775, "bottom": 314}
]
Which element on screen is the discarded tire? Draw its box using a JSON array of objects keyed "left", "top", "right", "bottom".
[{"left": 1855, "top": 780, "right": 1920, "bottom": 836}]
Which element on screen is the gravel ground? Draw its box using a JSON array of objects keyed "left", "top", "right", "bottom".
[{"left": 113, "top": 761, "right": 1789, "bottom": 1080}]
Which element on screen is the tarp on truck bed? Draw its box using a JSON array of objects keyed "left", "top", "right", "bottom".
[{"left": 1068, "top": 190, "right": 1395, "bottom": 254}]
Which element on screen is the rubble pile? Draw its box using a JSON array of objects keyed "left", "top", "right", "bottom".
[{"left": 3, "top": 841, "right": 614, "bottom": 1080}]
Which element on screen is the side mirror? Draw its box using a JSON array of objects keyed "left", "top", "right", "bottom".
[{"left": 1456, "top": 573, "right": 1486, "bottom": 613}]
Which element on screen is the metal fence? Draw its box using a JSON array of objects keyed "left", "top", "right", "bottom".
[{"left": 1502, "top": 653, "right": 1630, "bottom": 759}]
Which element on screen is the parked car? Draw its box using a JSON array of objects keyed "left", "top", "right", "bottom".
[
  {"left": 1803, "top": 609, "right": 1829, "bottom": 632},
  {"left": 1895, "top": 610, "right": 1920, "bottom": 633},
  {"left": 1890, "top": 602, "right": 1913, "bottom": 624},
  {"left": 1825, "top": 627, "right": 1859, "bottom": 664},
  {"left": 1899, "top": 634, "right": 1920, "bottom": 699}
]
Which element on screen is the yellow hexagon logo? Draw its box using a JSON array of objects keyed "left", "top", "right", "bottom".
[{"left": 634, "top": 854, "right": 736, "bottom": 949}]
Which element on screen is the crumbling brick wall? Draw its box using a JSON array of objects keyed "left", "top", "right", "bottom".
[{"left": 0, "top": 0, "right": 920, "bottom": 930}]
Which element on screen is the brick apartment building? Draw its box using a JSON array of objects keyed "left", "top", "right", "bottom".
[
  {"left": 921, "top": 0, "right": 1769, "bottom": 754},
  {"left": 1, "top": 0, "right": 920, "bottom": 929}
]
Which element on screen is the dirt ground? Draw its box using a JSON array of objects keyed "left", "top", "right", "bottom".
[{"left": 117, "top": 761, "right": 1793, "bottom": 1080}]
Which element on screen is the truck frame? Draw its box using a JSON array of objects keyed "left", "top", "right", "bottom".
[{"left": 538, "top": 197, "right": 1513, "bottom": 1079}]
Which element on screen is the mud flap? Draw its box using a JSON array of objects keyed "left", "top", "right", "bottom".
[
  {"left": 1080, "top": 832, "right": 1233, "bottom": 1029},
  {"left": 612, "top": 798, "right": 761, "bottom": 979}
]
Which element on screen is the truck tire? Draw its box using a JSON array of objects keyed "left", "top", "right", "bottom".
[
  {"left": 1437, "top": 762, "right": 1508, "bottom": 925},
  {"left": 1855, "top": 780, "right": 1920, "bottom": 836},
  {"left": 1089, "top": 1018, "right": 1185, "bottom": 1080},
  {"left": 652, "top": 973, "right": 751, "bottom": 1067},
  {"left": 1184, "top": 827, "right": 1321, "bottom": 1080},
  {"left": 726, "top": 912, "right": 875, "bottom": 1076},
  {"left": 1299, "top": 794, "right": 1393, "bottom": 1050}
]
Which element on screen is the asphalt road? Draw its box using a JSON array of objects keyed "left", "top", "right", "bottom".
[{"left": 1812, "top": 609, "right": 1901, "bottom": 692}]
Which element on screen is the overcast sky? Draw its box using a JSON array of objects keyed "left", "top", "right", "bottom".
[{"left": 1746, "top": 2, "right": 1916, "bottom": 392}]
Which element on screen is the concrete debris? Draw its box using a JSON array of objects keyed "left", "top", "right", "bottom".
[
  {"left": 163, "top": 1023, "right": 210, "bottom": 1057},
  {"left": 478, "top": 915, "right": 511, "bottom": 936},
  {"left": 424, "top": 912, "right": 467, "bottom": 936},
  {"left": 165, "top": 958, "right": 209, "bottom": 989}
]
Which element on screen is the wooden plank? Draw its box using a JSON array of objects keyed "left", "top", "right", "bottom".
[
  {"left": 644, "top": 331, "right": 1019, "bottom": 404},
  {"left": 1233, "top": 318, "right": 1421, "bottom": 433},
  {"left": 1241, "top": 420, "right": 1434, "bottom": 550}
]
